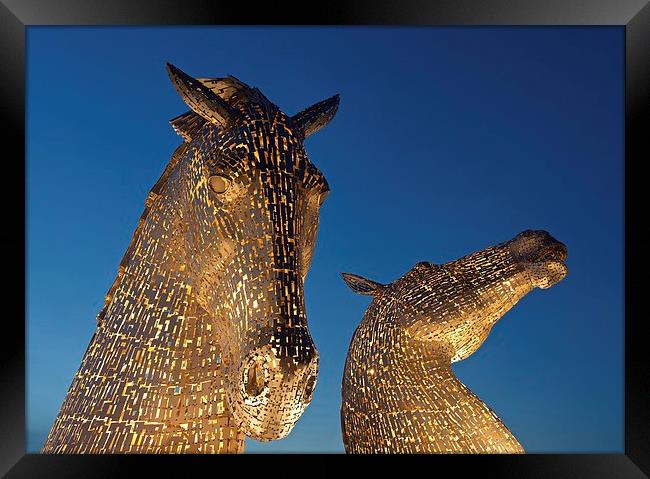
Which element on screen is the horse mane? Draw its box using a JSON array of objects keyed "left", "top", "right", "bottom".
[{"left": 96, "top": 75, "right": 266, "bottom": 325}]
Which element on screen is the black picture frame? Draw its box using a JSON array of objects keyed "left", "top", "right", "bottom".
[{"left": 1, "top": 0, "right": 647, "bottom": 476}]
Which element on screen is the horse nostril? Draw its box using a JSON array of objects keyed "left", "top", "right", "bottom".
[
  {"left": 244, "top": 360, "right": 267, "bottom": 397},
  {"left": 303, "top": 373, "right": 317, "bottom": 403}
]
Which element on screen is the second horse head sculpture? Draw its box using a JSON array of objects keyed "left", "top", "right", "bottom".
[{"left": 341, "top": 230, "right": 568, "bottom": 453}]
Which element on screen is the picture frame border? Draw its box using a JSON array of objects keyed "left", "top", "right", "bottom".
[{"left": 1, "top": 0, "right": 646, "bottom": 475}]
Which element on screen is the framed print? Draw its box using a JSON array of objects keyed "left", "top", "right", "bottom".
[{"left": 1, "top": 0, "right": 647, "bottom": 476}]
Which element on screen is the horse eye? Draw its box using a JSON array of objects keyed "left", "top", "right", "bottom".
[
  {"left": 208, "top": 175, "right": 230, "bottom": 194},
  {"left": 234, "top": 146, "right": 248, "bottom": 156},
  {"left": 303, "top": 375, "right": 317, "bottom": 403}
]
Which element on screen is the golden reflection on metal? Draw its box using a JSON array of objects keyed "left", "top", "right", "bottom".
[
  {"left": 341, "top": 230, "right": 568, "bottom": 453},
  {"left": 43, "top": 63, "right": 339, "bottom": 453}
]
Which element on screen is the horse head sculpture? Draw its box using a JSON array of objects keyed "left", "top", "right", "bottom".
[
  {"left": 43, "top": 64, "right": 338, "bottom": 452},
  {"left": 341, "top": 230, "right": 567, "bottom": 453},
  {"left": 166, "top": 64, "right": 336, "bottom": 440}
]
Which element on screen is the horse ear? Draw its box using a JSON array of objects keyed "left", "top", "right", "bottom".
[
  {"left": 166, "top": 63, "right": 240, "bottom": 129},
  {"left": 291, "top": 94, "right": 340, "bottom": 138},
  {"left": 169, "top": 111, "right": 206, "bottom": 141},
  {"left": 341, "top": 273, "right": 385, "bottom": 296}
]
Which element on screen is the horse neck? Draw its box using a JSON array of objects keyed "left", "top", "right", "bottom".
[
  {"left": 45, "top": 154, "right": 246, "bottom": 453},
  {"left": 343, "top": 300, "right": 523, "bottom": 453},
  {"left": 397, "top": 343, "right": 524, "bottom": 453}
]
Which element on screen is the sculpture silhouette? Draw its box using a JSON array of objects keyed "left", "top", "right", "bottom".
[
  {"left": 341, "top": 230, "right": 568, "bottom": 453},
  {"left": 43, "top": 64, "right": 339, "bottom": 453}
]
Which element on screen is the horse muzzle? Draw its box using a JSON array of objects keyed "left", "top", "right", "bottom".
[{"left": 229, "top": 342, "right": 319, "bottom": 441}]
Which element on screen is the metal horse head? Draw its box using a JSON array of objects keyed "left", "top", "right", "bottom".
[
  {"left": 342, "top": 230, "right": 568, "bottom": 363},
  {"left": 167, "top": 64, "right": 338, "bottom": 440},
  {"left": 340, "top": 230, "right": 568, "bottom": 453}
]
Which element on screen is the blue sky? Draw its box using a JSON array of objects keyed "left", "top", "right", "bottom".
[{"left": 27, "top": 26, "right": 624, "bottom": 453}]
